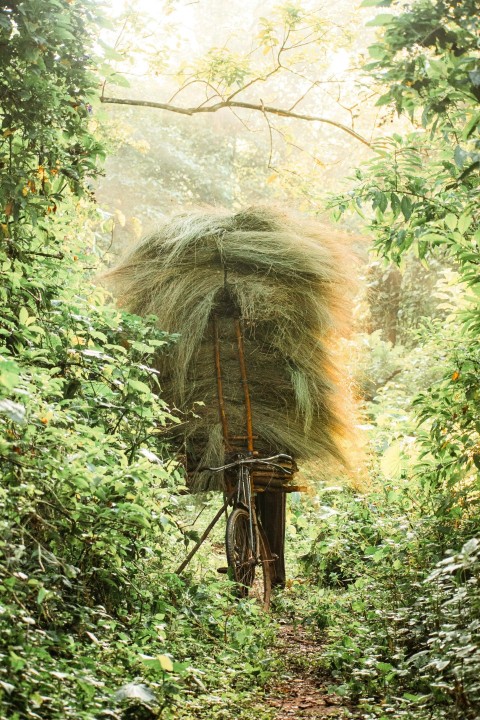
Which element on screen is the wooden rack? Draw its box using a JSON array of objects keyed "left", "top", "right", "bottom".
[{"left": 212, "top": 313, "right": 304, "bottom": 494}]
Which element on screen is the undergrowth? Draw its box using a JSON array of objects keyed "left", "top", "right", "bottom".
[
  {"left": 287, "top": 483, "right": 479, "bottom": 720},
  {"left": 0, "top": 229, "right": 277, "bottom": 719}
]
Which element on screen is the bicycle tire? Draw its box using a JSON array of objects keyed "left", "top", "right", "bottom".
[{"left": 225, "top": 507, "right": 272, "bottom": 610}]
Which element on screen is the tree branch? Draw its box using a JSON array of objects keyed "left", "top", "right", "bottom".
[{"left": 100, "top": 96, "right": 372, "bottom": 147}]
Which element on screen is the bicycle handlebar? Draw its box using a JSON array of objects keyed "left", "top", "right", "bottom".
[{"left": 199, "top": 453, "right": 294, "bottom": 474}]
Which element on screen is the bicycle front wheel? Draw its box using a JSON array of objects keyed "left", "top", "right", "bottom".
[{"left": 225, "top": 508, "right": 272, "bottom": 610}]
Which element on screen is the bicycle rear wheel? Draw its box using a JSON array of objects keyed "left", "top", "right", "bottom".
[{"left": 225, "top": 507, "right": 272, "bottom": 610}]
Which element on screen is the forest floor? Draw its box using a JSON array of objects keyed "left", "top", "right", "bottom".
[{"left": 264, "top": 622, "right": 355, "bottom": 719}]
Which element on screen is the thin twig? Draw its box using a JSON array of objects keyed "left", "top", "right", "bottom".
[
  {"left": 260, "top": 99, "right": 274, "bottom": 168},
  {"left": 24, "top": 251, "right": 64, "bottom": 260}
]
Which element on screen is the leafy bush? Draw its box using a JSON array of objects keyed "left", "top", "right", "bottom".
[
  {"left": 314, "top": 1, "right": 480, "bottom": 712},
  {"left": 319, "top": 529, "right": 480, "bottom": 720},
  {"left": 0, "top": 3, "right": 277, "bottom": 718},
  {"left": 409, "top": 538, "right": 480, "bottom": 718}
]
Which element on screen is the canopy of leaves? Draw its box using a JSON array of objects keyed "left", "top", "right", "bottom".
[{"left": 0, "top": 0, "right": 104, "bottom": 231}]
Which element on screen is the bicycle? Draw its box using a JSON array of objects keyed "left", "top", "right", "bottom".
[
  {"left": 174, "top": 314, "right": 302, "bottom": 609},
  {"left": 211, "top": 453, "right": 295, "bottom": 609},
  {"left": 175, "top": 452, "right": 298, "bottom": 611}
]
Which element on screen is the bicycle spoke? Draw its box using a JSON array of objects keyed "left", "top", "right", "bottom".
[{"left": 225, "top": 508, "right": 272, "bottom": 609}]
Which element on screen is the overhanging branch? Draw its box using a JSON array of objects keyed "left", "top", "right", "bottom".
[{"left": 100, "top": 96, "right": 372, "bottom": 147}]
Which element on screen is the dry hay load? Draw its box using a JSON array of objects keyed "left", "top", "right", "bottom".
[{"left": 106, "top": 206, "right": 355, "bottom": 491}]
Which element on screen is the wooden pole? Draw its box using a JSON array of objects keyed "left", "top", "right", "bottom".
[
  {"left": 234, "top": 318, "right": 254, "bottom": 454},
  {"left": 212, "top": 314, "right": 230, "bottom": 446},
  {"left": 175, "top": 489, "right": 236, "bottom": 575}
]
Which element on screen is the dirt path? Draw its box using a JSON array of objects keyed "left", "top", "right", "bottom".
[{"left": 265, "top": 623, "right": 354, "bottom": 719}]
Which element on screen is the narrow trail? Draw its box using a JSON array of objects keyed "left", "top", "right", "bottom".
[{"left": 265, "top": 623, "right": 354, "bottom": 719}]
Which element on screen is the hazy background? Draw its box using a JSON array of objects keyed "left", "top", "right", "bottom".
[{"left": 95, "top": 0, "right": 399, "bottom": 250}]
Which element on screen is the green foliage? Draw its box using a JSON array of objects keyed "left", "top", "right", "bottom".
[
  {"left": 364, "top": 0, "right": 480, "bottom": 127},
  {"left": 331, "top": 0, "right": 479, "bottom": 496},
  {"left": 414, "top": 343, "right": 480, "bottom": 490},
  {"left": 302, "top": 3, "right": 480, "bottom": 717},
  {"left": 331, "top": 132, "right": 479, "bottom": 271},
  {"left": 0, "top": 3, "right": 277, "bottom": 719},
  {"left": 0, "top": 0, "right": 105, "bottom": 234},
  {"left": 331, "top": 0, "right": 479, "bottom": 277},
  {"left": 296, "top": 480, "right": 480, "bottom": 719},
  {"left": 198, "top": 47, "right": 252, "bottom": 90}
]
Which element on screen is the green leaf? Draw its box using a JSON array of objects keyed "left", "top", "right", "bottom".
[
  {"left": 462, "top": 112, "right": 480, "bottom": 140},
  {"left": 390, "top": 193, "right": 400, "bottom": 217},
  {"left": 377, "top": 661, "right": 394, "bottom": 673},
  {"left": 131, "top": 341, "right": 155, "bottom": 354},
  {"left": 18, "top": 307, "right": 29, "bottom": 325},
  {"left": 445, "top": 213, "right": 458, "bottom": 231},
  {"left": 368, "top": 44, "right": 387, "bottom": 59},
  {"left": 426, "top": 59, "right": 448, "bottom": 79},
  {"left": 366, "top": 13, "right": 394, "bottom": 26},
  {"left": 458, "top": 214, "right": 472, "bottom": 234},
  {"left": 375, "top": 92, "right": 393, "bottom": 106},
  {"left": 37, "top": 587, "right": 48, "bottom": 604},
  {"left": 0, "top": 359, "right": 20, "bottom": 390},
  {"left": 417, "top": 233, "right": 446, "bottom": 244},
  {"left": 400, "top": 196, "right": 412, "bottom": 220},
  {"left": 127, "top": 378, "right": 152, "bottom": 395},
  {"left": 361, "top": 0, "right": 393, "bottom": 7},
  {"left": 373, "top": 191, "right": 388, "bottom": 213},
  {"left": 381, "top": 442, "right": 405, "bottom": 480}
]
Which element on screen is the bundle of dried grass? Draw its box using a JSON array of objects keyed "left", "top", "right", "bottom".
[{"left": 106, "top": 206, "right": 355, "bottom": 490}]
